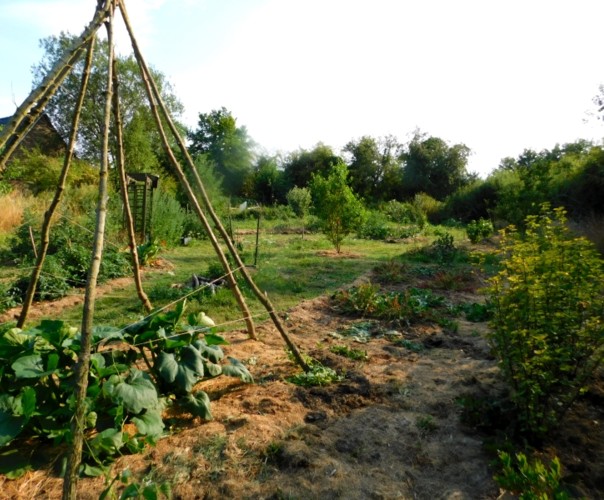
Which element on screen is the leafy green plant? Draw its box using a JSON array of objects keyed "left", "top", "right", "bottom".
[
  {"left": 123, "top": 302, "right": 253, "bottom": 420},
  {"left": 461, "top": 302, "right": 493, "bottom": 322},
  {"left": 151, "top": 190, "right": 187, "bottom": 247},
  {"left": 137, "top": 238, "right": 161, "bottom": 266},
  {"left": 332, "top": 283, "right": 446, "bottom": 324},
  {"left": 466, "top": 218, "right": 494, "bottom": 244},
  {"left": 329, "top": 345, "right": 368, "bottom": 361},
  {"left": 310, "top": 161, "right": 366, "bottom": 253},
  {"left": 494, "top": 451, "right": 569, "bottom": 499},
  {"left": 285, "top": 352, "right": 343, "bottom": 387},
  {"left": 432, "top": 230, "right": 456, "bottom": 262},
  {"left": 356, "top": 210, "right": 392, "bottom": 240},
  {"left": 395, "top": 339, "right": 424, "bottom": 353},
  {"left": 0, "top": 302, "right": 253, "bottom": 477},
  {"left": 486, "top": 206, "right": 604, "bottom": 437},
  {"left": 100, "top": 468, "right": 172, "bottom": 500},
  {"left": 286, "top": 364, "right": 343, "bottom": 387}
]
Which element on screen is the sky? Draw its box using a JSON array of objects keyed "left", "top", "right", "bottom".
[{"left": 1, "top": 0, "right": 603, "bottom": 177}]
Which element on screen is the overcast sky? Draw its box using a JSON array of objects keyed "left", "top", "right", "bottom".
[{"left": 1, "top": 0, "right": 603, "bottom": 177}]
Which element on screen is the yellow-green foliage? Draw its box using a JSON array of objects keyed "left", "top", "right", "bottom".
[
  {"left": 5, "top": 150, "right": 97, "bottom": 194},
  {"left": 486, "top": 206, "right": 604, "bottom": 437}
]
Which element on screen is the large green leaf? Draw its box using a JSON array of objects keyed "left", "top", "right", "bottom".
[
  {"left": 132, "top": 409, "right": 164, "bottom": 437},
  {"left": 156, "top": 346, "right": 204, "bottom": 394},
  {"left": 222, "top": 357, "right": 253, "bottom": 383},
  {"left": 203, "top": 332, "right": 229, "bottom": 346},
  {"left": 88, "top": 427, "right": 124, "bottom": 457},
  {"left": 11, "top": 354, "right": 56, "bottom": 379},
  {"left": 193, "top": 340, "right": 224, "bottom": 363},
  {"left": 0, "top": 390, "right": 36, "bottom": 446},
  {"left": 185, "top": 391, "right": 212, "bottom": 420},
  {"left": 103, "top": 370, "right": 158, "bottom": 414},
  {"left": 0, "top": 328, "right": 35, "bottom": 359},
  {"left": 37, "top": 320, "right": 77, "bottom": 349},
  {"left": 92, "top": 325, "right": 124, "bottom": 344},
  {"left": 203, "top": 361, "right": 222, "bottom": 378},
  {"left": 20, "top": 387, "right": 36, "bottom": 419}
]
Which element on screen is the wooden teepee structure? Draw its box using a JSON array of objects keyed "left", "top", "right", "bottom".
[{"left": 0, "top": 1, "right": 308, "bottom": 498}]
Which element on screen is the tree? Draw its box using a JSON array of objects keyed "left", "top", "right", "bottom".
[
  {"left": 286, "top": 186, "right": 312, "bottom": 238},
  {"left": 343, "top": 135, "right": 403, "bottom": 203},
  {"left": 188, "top": 107, "right": 254, "bottom": 197},
  {"left": 282, "top": 143, "right": 342, "bottom": 190},
  {"left": 32, "top": 32, "right": 183, "bottom": 165},
  {"left": 402, "top": 133, "right": 473, "bottom": 200},
  {"left": 249, "top": 155, "right": 286, "bottom": 205},
  {"left": 310, "top": 161, "right": 365, "bottom": 253}
]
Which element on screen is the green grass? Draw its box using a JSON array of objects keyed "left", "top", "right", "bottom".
[{"left": 2, "top": 226, "right": 458, "bottom": 332}]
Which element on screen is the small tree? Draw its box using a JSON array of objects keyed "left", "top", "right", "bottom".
[
  {"left": 486, "top": 206, "right": 604, "bottom": 437},
  {"left": 286, "top": 186, "right": 312, "bottom": 238},
  {"left": 310, "top": 161, "right": 365, "bottom": 253}
]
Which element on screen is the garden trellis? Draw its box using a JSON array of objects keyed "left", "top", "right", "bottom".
[{"left": 0, "top": 1, "right": 308, "bottom": 497}]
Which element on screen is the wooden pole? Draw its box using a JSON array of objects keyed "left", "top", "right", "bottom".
[
  {"left": 17, "top": 37, "right": 97, "bottom": 328},
  {"left": 62, "top": 3, "right": 115, "bottom": 498},
  {"left": 111, "top": 57, "right": 153, "bottom": 313}
]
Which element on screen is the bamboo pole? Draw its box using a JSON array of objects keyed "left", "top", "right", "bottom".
[
  {"left": 111, "top": 57, "right": 153, "bottom": 313},
  {"left": 62, "top": 3, "right": 115, "bottom": 498},
  {"left": 117, "top": 0, "right": 309, "bottom": 371},
  {"left": 0, "top": 0, "right": 112, "bottom": 170},
  {"left": 17, "top": 38, "right": 97, "bottom": 328}
]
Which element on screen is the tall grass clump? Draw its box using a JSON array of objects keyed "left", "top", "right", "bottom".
[
  {"left": 0, "top": 191, "right": 26, "bottom": 233},
  {"left": 486, "top": 206, "right": 604, "bottom": 438}
]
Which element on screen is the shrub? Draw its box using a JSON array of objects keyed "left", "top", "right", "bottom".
[
  {"left": 151, "top": 189, "right": 187, "bottom": 246},
  {"left": 486, "top": 206, "right": 604, "bottom": 437},
  {"left": 381, "top": 200, "right": 426, "bottom": 227},
  {"left": 357, "top": 210, "right": 392, "bottom": 240},
  {"left": 466, "top": 218, "right": 494, "bottom": 243},
  {"left": 310, "top": 162, "right": 366, "bottom": 253},
  {"left": 432, "top": 230, "right": 457, "bottom": 262},
  {"left": 495, "top": 451, "right": 569, "bottom": 499}
]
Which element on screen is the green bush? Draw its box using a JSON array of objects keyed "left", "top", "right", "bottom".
[
  {"left": 495, "top": 451, "right": 569, "bottom": 499},
  {"left": 357, "top": 210, "right": 392, "bottom": 240},
  {"left": 486, "top": 206, "right": 604, "bottom": 437},
  {"left": 310, "top": 162, "right": 366, "bottom": 253},
  {"left": 151, "top": 190, "right": 187, "bottom": 246},
  {"left": 432, "top": 230, "right": 457, "bottom": 262},
  {"left": 381, "top": 200, "right": 427, "bottom": 227},
  {"left": 466, "top": 218, "right": 494, "bottom": 243}
]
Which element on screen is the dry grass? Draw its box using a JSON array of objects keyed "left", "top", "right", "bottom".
[{"left": 0, "top": 191, "right": 27, "bottom": 232}]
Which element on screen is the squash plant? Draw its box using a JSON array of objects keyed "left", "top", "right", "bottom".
[{"left": 0, "top": 302, "right": 252, "bottom": 477}]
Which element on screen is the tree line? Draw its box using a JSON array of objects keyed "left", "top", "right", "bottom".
[{"left": 3, "top": 32, "right": 604, "bottom": 234}]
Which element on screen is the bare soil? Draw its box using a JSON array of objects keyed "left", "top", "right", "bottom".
[{"left": 1, "top": 262, "right": 603, "bottom": 499}]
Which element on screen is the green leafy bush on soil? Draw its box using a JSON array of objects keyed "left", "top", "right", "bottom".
[
  {"left": 0, "top": 301, "right": 252, "bottom": 477},
  {"left": 486, "top": 206, "right": 604, "bottom": 437}
]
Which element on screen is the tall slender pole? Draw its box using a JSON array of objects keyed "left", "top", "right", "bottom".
[
  {"left": 111, "top": 57, "right": 153, "bottom": 313},
  {"left": 62, "top": 2, "right": 115, "bottom": 498}
]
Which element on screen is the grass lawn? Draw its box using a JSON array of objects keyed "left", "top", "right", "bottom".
[{"left": 15, "top": 230, "right": 437, "bottom": 331}]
